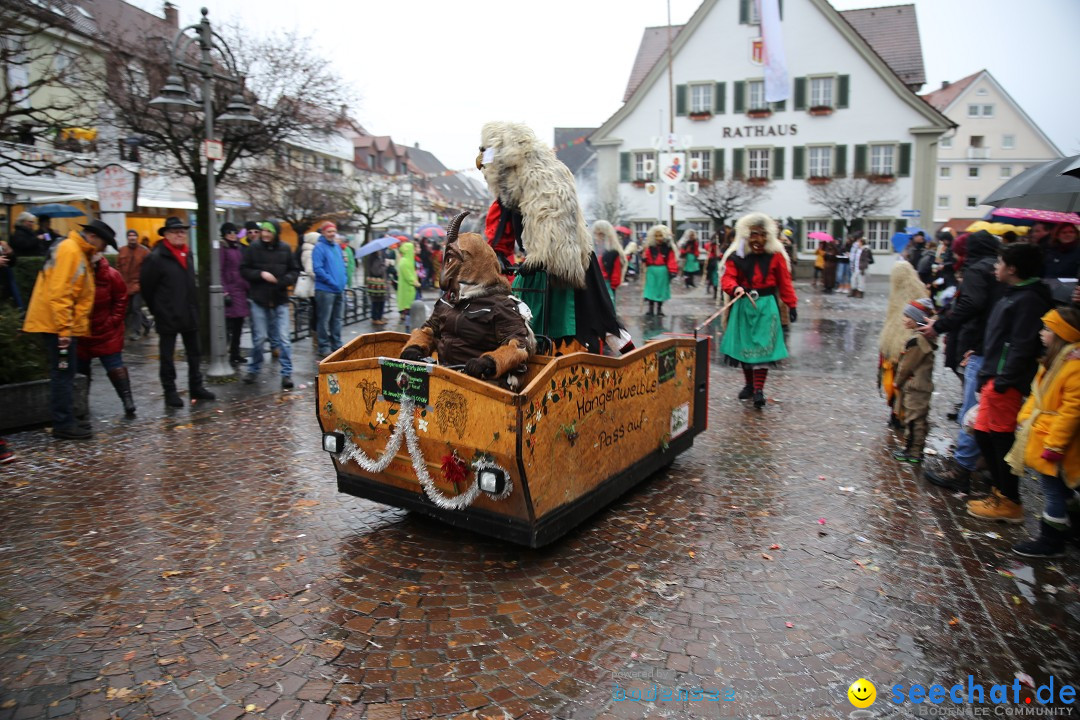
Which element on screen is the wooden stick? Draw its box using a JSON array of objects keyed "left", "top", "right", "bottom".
[{"left": 695, "top": 294, "right": 742, "bottom": 332}]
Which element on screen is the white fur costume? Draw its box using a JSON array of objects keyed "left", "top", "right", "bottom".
[{"left": 479, "top": 122, "right": 592, "bottom": 288}]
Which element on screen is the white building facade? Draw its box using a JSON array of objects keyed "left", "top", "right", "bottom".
[
  {"left": 589, "top": 0, "right": 952, "bottom": 271},
  {"left": 922, "top": 70, "right": 1063, "bottom": 228}
]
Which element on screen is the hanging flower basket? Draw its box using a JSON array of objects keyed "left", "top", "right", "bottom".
[
  {"left": 746, "top": 108, "right": 772, "bottom": 119},
  {"left": 808, "top": 106, "right": 834, "bottom": 116},
  {"left": 689, "top": 176, "right": 713, "bottom": 185},
  {"left": 807, "top": 176, "right": 832, "bottom": 185},
  {"left": 631, "top": 180, "right": 648, "bottom": 188},
  {"left": 868, "top": 174, "right": 896, "bottom": 184},
  {"left": 688, "top": 111, "right": 713, "bottom": 121}
]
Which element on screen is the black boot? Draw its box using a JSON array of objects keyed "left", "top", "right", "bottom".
[
  {"left": 164, "top": 387, "right": 184, "bottom": 408},
  {"left": 657, "top": 303, "right": 665, "bottom": 317},
  {"left": 738, "top": 384, "right": 753, "bottom": 400},
  {"left": 753, "top": 390, "right": 766, "bottom": 409},
  {"left": 1013, "top": 521, "right": 1068, "bottom": 558},
  {"left": 107, "top": 367, "right": 137, "bottom": 417},
  {"left": 646, "top": 301, "right": 655, "bottom": 316},
  {"left": 190, "top": 385, "right": 216, "bottom": 401}
]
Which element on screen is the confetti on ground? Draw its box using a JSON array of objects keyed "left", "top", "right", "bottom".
[
  {"left": 769, "top": 544, "right": 781, "bottom": 550},
  {"left": 838, "top": 486, "right": 855, "bottom": 493},
  {"left": 948, "top": 617, "right": 959, "bottom": 626},
  {"left": 855, "top": 536, "right": 870, "bottom": 543},
  {"left": 785, "top": 622, "right": 794, "bottom": 628},
  {"left": 985, "top": 532, "right": 1001, "bottom": 540},
  {"left": 818, "top": 518, "right": 827, "bottom": 525}
]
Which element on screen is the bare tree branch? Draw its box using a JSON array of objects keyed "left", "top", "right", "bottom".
[
  {"left": 682, "top": 178, "right": 772, "bottom": 230},
  {"left": 806, "top": 178, "right": 899, "bottom": 237},
  {"left": 242, "top": 164, "right": 354, "bottom": 236},
  {"left": 350, "top": 173, "right": 411, "bottom": 242},
  {"left": 587, "top": 185, "right": 633, "bottom": 225},
  {"left": 0, "top": 0, "right": 102, "bottom": 175}
]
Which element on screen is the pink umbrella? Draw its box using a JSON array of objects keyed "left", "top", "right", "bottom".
[
  {"left": 807, "top": 231, "right": 834, "bottom": 242},
  {"left": 990, "top": 207, "right": 1080, "bottom": 224}
]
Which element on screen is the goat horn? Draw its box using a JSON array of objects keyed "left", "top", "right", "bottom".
[{"left": 446, "top": 210, "right": 469, "bottom": 246}]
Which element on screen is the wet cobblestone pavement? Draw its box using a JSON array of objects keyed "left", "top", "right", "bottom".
[{"left": 2, "top": 278, "right": 1079, "bottom": 720}]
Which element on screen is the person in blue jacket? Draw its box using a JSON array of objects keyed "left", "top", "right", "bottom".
[{"left": 312, "top": 221, "right": 347, "bottom": 357}]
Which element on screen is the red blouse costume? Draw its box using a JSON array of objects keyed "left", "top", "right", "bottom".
[
  {"left": 721, "top": 252, "right": 797, "bottom": 309},
  {"left": 600, "top": 252, "right": 623, "bottom": 290},
  {"left": 643, "top": 245, "right": 678, "bottom": 273}
]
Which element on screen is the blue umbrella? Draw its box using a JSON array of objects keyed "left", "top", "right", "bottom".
[
  {"left": 890, "top": 232, "right": 911, "bottom": 254},
  {"left": 355, "top": 235, "right": 398, "bottom": 259},
  {"left": 30, "top": 203, "right": 85, "bottom": 218}
]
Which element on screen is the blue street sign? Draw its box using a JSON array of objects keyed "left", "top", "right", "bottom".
[{"left": 900, "top": 209, "right": 921, "bottom": 218}]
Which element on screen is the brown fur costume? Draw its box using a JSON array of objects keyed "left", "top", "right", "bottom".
[{"left": 401, "top": 212, "right": 536, "bottom": 389}]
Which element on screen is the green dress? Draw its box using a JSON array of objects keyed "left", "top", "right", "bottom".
[
  {"left": 512, "top": 271, "right": 575, "bottom": 339},
  {"left": 643, "top": 265, "right": 671, "bottom": 302},
  {"left": 396, "top": 243, "right": 418, "bottom": 311},
  {"left": 720, "top": 295, "right": 788, "bottom": 364},
  {"left": 682, "top": 250, "right": 701, "bottom": 274}
]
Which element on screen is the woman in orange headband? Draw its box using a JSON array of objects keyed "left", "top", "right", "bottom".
[{"left": 1008, "top": 307, "right": 1080, "bottom": 558}]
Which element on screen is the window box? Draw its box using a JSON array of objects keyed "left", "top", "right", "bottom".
[
  {"left": 689, "top": 175, "right": 712, "bottom": 185},
  {"left": 688, "top": 111, "right": 713, "bottom": 121},
  {"left": 746, "top": 108, "right": 772, "bottom": 119},
  {"left": 807, "top": 176, "right": 832, "bottom": 185},
  {"left": 867, "top": 174, "right": 895, "bottom": 184},
  {"left": 631, "top": 179, "right": 648, "bottom": 188},
  {"left": 746, "top": 176, "right": 770, "bottom": 187},
  {"left": 808, "top": 105, "right": 834, "bottom": 116}
]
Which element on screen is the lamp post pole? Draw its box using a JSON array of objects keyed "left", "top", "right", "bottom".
[
  {"left": 150, "top": 8, "right": 259, "bottom": 379},
  {"left": 2, "top": 186, "right": 15, "bottom": 243},
  {"left": 196, "top": 11, "right": 230, "bottom": 379}
]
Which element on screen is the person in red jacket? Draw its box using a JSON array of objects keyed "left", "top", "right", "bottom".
[
  {"left": 720, "top": 212, "right": 797, "bottom": 408},
  {"left": 642, "top": 225, "right": 678, "bottom": 316},
  {"left": 76, "top": 254, "right": 136, "bottom": 416},
  {"left": 592, "top": 220, "right": 627, "bottom": 308}
]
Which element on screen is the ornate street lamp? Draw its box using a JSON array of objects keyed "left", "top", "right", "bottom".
[{"left": 149, "top": 7, "right": 260, "bottom": 379}]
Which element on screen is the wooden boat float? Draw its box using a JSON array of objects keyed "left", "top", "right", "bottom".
[{"left": 317, "top": 332, "right": 709, "bottom": 547}]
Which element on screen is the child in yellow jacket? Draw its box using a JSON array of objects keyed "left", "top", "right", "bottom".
[{"left": 1008, "top": 307, "right": 1080, "bottom": 558}]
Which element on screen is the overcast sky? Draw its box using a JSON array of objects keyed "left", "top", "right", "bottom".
[{"left": 129, "top": 0, "right": 1079, "bottom": 172}]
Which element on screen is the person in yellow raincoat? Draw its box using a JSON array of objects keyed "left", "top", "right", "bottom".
[
  {"left": 23, "top": 219, "right": 117, "bottom": 439},
  {"left": 1009, "top": 307, "right": 1080, "bottom": 558}
]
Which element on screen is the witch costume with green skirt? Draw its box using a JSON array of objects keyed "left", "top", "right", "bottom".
[
  {"left": 642, "top": 225, "right": 678, "bottom": 315},
  {"left": 477, "top": 121, "right": 634, "bottom": 355},
  {"left": 719, "top": 212, "right": 798, "bottom": 408},
  {"left": 679, "top": 230, "right": 702, "bottom": 288}
]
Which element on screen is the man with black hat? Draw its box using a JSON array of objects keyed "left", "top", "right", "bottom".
[
  {"left": 140, "top": 217, "right": 217, "bottom": 407},
  {"left": 22, "top": 219, "right": 116, "bottom": 439}
]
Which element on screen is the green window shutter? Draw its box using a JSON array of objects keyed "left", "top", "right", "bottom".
[
  {"left": 713, "top": 149, "right": 725, "bottom": 180},
  {"left": 620, "top": 152, "right": 631, "bottom": 183},
  {"left": 773, "top": 98, "right": 786, "bottom": 112},
  {"left": 837, "top": 75, "right": 850, "bottom": 109},
  {"left": 831, "top": 219, "right": 844, "bottom": 239},
  {"left": 898, "top": 143, "right": 912, "bottom": 177},
  {"left": 793, "top": 219, "right": 803, "bottom": 249},
  {"left": 792, "top": 146, "right": 805, "bottom": 179},
  {"left": 895, "top": 219, "right": 907, "bottom": 234},
  {"left": 733, "top": 81, "right": 746, "bottom": 114},
  {"left": 676, "top": 84, "right": 687, "bottom": 117},
  {"left": 733, "top": 148, "right": 745, "bottom": 179},
  {"left": 772, "top": 147, "right": 785, "bottom": 180},
  {"left": 714, "top": 82, "right": 726, "bottom": 114},
  {"left": 833, "top": 145, "right": 847, "bottom": 177},
  {"left": 778, "top": 0, "right": 784, "bottom": 19},
  {"left": 850, "top": 218, "right": 864, "bottom": 234},
  {"left": 739, "top": 0, "right": 750, "bottom": 24},
  {"left": 854, "top": 144, "right": 868, "bottom": 177},
  {"left": 794, "top": 77, "right": 807, "bottom": 111}
]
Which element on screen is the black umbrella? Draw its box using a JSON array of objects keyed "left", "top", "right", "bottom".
[
  {"left": 1062, "top": 155, "right": 1080, "bottom": 179},
  {"left": 981, "top": 154, "right": 1080, "bottom": 212}
]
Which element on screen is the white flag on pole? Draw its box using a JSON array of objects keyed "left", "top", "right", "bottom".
[{"left": 759, "top": 0, "right": 790, "bottom": 102}]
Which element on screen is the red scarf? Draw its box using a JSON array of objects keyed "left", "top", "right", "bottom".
[{"left": 163, "top": 240, "right": 189, "bottom": 269}]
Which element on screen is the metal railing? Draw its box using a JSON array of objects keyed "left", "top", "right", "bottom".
[{"left": 289, "top": 288, "right": 372, "bottom": 341}]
